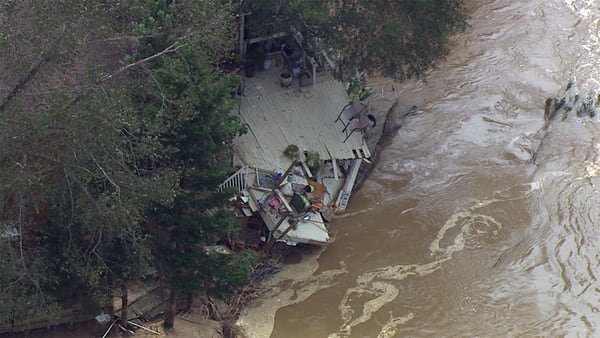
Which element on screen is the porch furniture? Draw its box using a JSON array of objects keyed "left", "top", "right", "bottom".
[
  {"left": 336, "top": 101, "right": 366, "bottom": 131},
  {"left": 343, "top": 115, "right": 370, "bottom": 143}
]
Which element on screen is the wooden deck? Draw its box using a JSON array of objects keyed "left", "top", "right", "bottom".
[{"left": 234, "top": 66, "right": 371, "bottom": 172}]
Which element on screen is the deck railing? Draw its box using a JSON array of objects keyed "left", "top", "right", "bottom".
[{"left": 219, "top": 166, "right": 256, "bottom": 192}]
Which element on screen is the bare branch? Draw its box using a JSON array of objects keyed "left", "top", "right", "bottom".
[
  {"left": 88, "top": 152, "right": 121, "bottom": 198},
  {"left": 100, "top": 41, "right": 184, "bottom": 82},
  {"left": 81, "top": 34, "right": 161, "bottom": 45},
  {"left": 63, "top": 167, "right": 75, "bottom": 250},
  {"left": 16, "top": 193, "right": 51, "bottom": 313},
  {"left": 65, "top": 168, "right": 103, "bottom": 212}
]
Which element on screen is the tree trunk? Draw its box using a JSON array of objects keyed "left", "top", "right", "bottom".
[
  {"left": 0, "top": 35, "right": 64, "bottom": 112},
  {"left": 163, "top": 287, "right": 177, "bottom": 329},
  {"left": 159, "top": 272, "right": 166, "bottom": 302},
  {"left": 205, "top": 280, "right": 222, "bottom": 321},
  {"left": 187, "top": 293, "right": 193, "bottom": 312},
  {"left": 121, "top": 283, "right": 129, "bottom": 326}
]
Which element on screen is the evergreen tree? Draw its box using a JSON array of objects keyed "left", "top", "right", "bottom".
[
  {"left": 0, "top": 0, "right": 252, "bottom": 329},
  {"left": 129, "top": 4, "right": 255, "bottom": 324}
]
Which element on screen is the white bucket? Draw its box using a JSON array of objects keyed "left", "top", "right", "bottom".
[{"left": 263, "top": 58, "right": 273, "bottom": 70}]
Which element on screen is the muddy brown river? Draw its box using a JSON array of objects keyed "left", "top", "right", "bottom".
[{"left": 238, "top": 0, "right": 600, "bottom": 336}]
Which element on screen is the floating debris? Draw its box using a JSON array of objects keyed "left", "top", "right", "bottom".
[{"left": 531, "top": 81, "right": 598, "bottom": 164}]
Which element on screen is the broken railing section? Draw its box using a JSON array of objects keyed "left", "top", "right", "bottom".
[
  {"left": 249, "top": 160, "right": 331, "bottom": 246},
  {"left": 219, "top": 166, "right": 258, "bottom": 192},
  {"left": 223, "top": 156, "right": 366, "bottom": 247},
  {"left": 531, "top": 81, "right": 599, "bottom": 164}
]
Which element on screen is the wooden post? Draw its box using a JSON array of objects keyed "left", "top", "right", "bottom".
[
  {"left": 275, "top": 160, "right": 297, "bottom": 187},
  {"left": 263, "top": 160, "right": 305, "bottom": 249},
  {"left": 277, "top": 217, "right": 302, "bottom": 241},
  {"left": 120, "top": 283, "right": 129, "bottom": 326},
  {"left": 272, "top": 212, "right": 289, "bottom": 233},
  {"left": 163, "top": 287, "right": 177, "bottom": 329},
  {"left": 266, "top": 210, "right": 291, "bottom": 248},
  {"left": 239, "top": 13, "right": 246, "bottom": 57}
]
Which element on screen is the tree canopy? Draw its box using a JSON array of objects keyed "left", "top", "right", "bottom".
[
  {"left": 0, "top": 0, "right": 252, "bottom": 329},
  {"left": 241, "top": 0, "right": 467, "bottom": 79},
  {"left": 0, "top": 0, "right": 467, "bottom": 331}
]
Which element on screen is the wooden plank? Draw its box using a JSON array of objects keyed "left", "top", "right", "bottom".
[
  {"left": 332, "top": 158, "right": 339, "bottom": 180},
  {"left": 271, "top": 213, "right": 288, "bottom": 232},
  {"left": 242, "top": 207, "right": 253, "bottom": 216},
  {"left": 274, "top": 189, "right": 293, "bottom": 213},
  {"left": 335, "top": 158, "right": 362, "bottom": 212},
  {"left": 299, "top": 160, "right": 313, "bottom": 178},
  {"left": 362, "top": 144, "right": 371, "bottom": 158},
  {"left": 269, "top": 217, "right": 301, "bottom": 248},
  {"left": 236, "top": 71, "right": 366, "bottom": 171}
]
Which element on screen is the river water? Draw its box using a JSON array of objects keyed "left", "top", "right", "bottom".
[{"left": 239, "top": 0, "right": 600, "bottom": 337}]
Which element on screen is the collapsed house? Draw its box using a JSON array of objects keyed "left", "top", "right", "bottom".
[
  {"left": 243, "top": 161, "right": 340, "bottom": 246},
  {"left": 220, "top": 29, "right": 375, "bottom": 246}
]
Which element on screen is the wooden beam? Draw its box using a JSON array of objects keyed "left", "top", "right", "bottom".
[
  {"left": 268, "top": 216, "right": 302, "bottom": 248},
  {"left": 127, "top": 321, "right": 160, "bottom": 335},
  {"left": 299, "top": 160, "right": 313, "bottom": 178},
  {"left": 335, "top": 158, "right": 362, "bottom": 212},
  {"left": 274, "top": 189, "right": 293, "bottom": 213},
  {"left": 271, "top": 212, "right": 289, "bottom": 233},
  {"left": 276, "top": 160, "right": 297, "bottom": 187},
  {"left": 332, "top": 158, "right": 339, "bottom": 180},
  {"left": 277, "top": 217, "right": 302, "bottom": 240},
  {"left": 248, "top": 185, "right": 272, "bottom": 193}
]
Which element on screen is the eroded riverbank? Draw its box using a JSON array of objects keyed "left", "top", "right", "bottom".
[
  {"left": 236, "top": 78, "right": 414, "bottom": 337},
  {"left": 239, "top": 0, "right": 600, "bottom": 336}
]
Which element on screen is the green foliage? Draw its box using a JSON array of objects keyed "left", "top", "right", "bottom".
[
  {"left": 205, "top": 250, "right": 259, "bottom": 299},
  {"left": 232, "top": 53, "right": 243, "bottom": 65},
  {"left": 124, "top": 0, "right": 251, "bottom": 315},
  {"left": 346, "top": 74, "right": 374, "bottom": 102},
  {"left": 240, "top": 0, "right": 329, "bottom": 40},
  {"left": 306, "top": 152, "right": 323, "bottom": 174},
  {"left": 126, "top": 0, "right": 238, "bottom": 61},
  {"left": 340, "top": 0, "right": 467, "bottom": 79},
  {"left": 149, "top": 191, "right": 252, "bottom": 300},
  {"left": 284, "top": 144, "right": 300, "bottom": 159},
  {"left": 241, "top": 0, "right": 467, "bottom": 79},
  {"left": 0, "top": 0, "right": 249, "bottom": 326}
]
